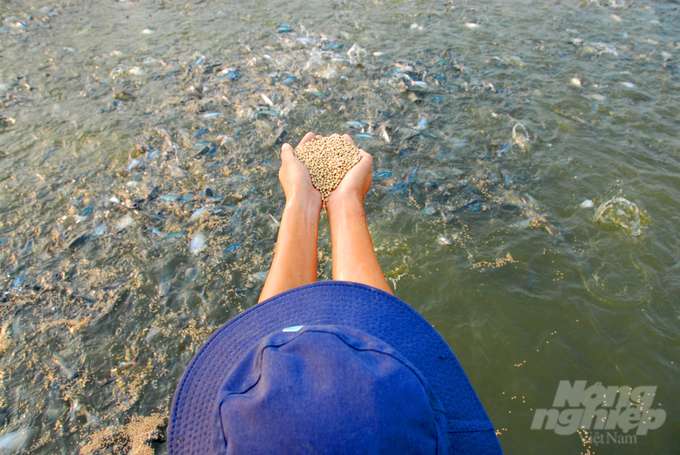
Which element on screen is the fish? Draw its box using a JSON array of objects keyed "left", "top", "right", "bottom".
[
  {"left": 185, "top": 268, "right": 197, "bottom": 282},
  {"left": 406, "top": 81, "right": 429, "bottom": 93},
  {"left": 202, "top": 112, "right": 221, "bottom": 118},
  {"left": 69, "top": 234, "right": 90, "bottom": 250},
  {"left": 12, "top": 269, "right": 27, "bottom": 288},
  {"left": 416, "top": 116, "right": 427, "bottom": 130},
  {"left": 512, "top": 123, "right": 530, "bottom": 150},
  {"left": 257, "top": 109, "right": 280, "bottom": 116},
  {"left": 437, "top": 236, "right": 453, "bottom": 245},
  {"left": 114, "top": 91, "right": 136, "bottom": 102},
  {"left": 346, "top": 121, "right": 367, "bottom": 129},
  {"left": 219, "top": 70, "right": 240, "bottom": 81},
  {"left": 423, "top": 170, "right": 446, "bottom": 179},
  {"left": 245, "top": 270, "right": 269, "bottom": 289},
  {"left": 145, "top": 328, "right": 161, "bottom": 343},
  {"left": 388, "top": 182, "right": 406, "bottom": 195},
  {"left": 116, "top": 215, "right": 134, "bottom": 231},
  {"left": 355, "top": 133, "right": 373, "bottom": 139},
  {"left": 445, "top": 199, "right": 480, "bottom": 212},
  {"left": 68, "top": 398, "right": 84, "bottom": 422},
  {"left": 158, "top": 231, "right": 187, "bottom": 242},
  {"left": 190, "top": 232, "right": 206, "bottom": 254},
  {"left": 497, "top": 142, "right": 511, "bottom": 156},
  {"left": 125, "top": 158, "right": 140, "bottom": 172},
  {"left": 281, "top": 76, "right": 296, "bottom": 84},
  {"left": 156, "top": 126, "right": 175, "bottom": 151},
  {"left": 278, "top": 23, "right": 293, "bottom": 33},
  {"left": 225, "top": 242, "right": 242, "bottom": 252},
  {"left": 322, "top": 43, "right": 342, "bottom": 50},
  {"left": 158, "top": 281, "right": 172, "bottom": 297},
  {"left": 408, "top": 165, "right": 419, "bottom": 184},
  {"left": 274, "top": 130, "right": 287, "bottom": 146},
  {"left": 194, "top": 56, "right": 204, "bottom": 66},
  {"left": 195, "top": 145, "right": 216, "bottom": 158},
  {"left": 117, "top": 361, "right": 135, "bottom": 371},
  {"left": 374, "top": 172, "right": 393, "bottom": 179},
  {"left": 92, "top": 224, "right": 106, "bottom": 237},
  {"left": 168, "top": 164, "right": 187, "bottom": 178},
  {"left": 195, "top": 128, "right": 208, "bottom": 139},
  {"left": 518, "top": 218, "right": 533, "bottom": 228},
  {"left": 190, "top": 207, "right": 212, "bottom": 219},
  {"left": 52, "top": 356, "right": 79, "bottom": 380},
  {"left": 78, "top": 204, "right": 94, "bottom": 216},
  {"left": 377, "top": 125, "right": 390, "bottom": 143},
  {"left": 146, "top": 186, "right": 160, "bottom": 201},
  {"left": 261, "top": 93, "right": 275, "bottom": 107},
  {"left": 398, "top": 148, "right": 413, "bottom": 157}
]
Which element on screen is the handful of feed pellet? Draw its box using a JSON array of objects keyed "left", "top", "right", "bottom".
[{"left": 293, "top": 135, "right": 362, "bottom": 207}]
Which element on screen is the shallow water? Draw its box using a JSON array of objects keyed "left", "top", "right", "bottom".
[{"left": 1, "top": 0, "right": 679, "bottom": 453}]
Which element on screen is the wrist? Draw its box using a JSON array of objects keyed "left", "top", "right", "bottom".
[
  {"left": 327, "top": 194, "right": 365, "bottom": 223},
  {"left": 286, "top": 190, "right": 322, "bottom": 217}
]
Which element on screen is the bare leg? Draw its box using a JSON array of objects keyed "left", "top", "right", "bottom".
[
  {"left": 326, "top": 135, "right": 393, "bottom": 295},
  {"left": 258, "top": 132, "right": 322, "bottom": 303}
]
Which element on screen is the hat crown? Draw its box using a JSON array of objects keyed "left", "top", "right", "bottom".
[{"left": 213, "top": 325, "right": 449, "bottom": 454}]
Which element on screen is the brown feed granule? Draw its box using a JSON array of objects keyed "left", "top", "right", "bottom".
[{"left": 293, "top": 135, "right": 362, "bottom": 207}]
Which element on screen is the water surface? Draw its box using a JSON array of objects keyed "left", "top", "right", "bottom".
[{"left": 1, "top": 0, "right": 679, "bottom": 453}]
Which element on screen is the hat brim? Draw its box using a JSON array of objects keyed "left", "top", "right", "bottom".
[{"left": 169, "top": 281, "right": 502, "bottom": 454}]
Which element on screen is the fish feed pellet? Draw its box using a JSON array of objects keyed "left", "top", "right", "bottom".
[{"left": 293, "top": 135, "right": 362, "bottom": 207}]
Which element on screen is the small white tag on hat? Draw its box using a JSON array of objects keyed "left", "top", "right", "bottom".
[{"left": 283, "top": 325, "right": 304, "bottom": 332}]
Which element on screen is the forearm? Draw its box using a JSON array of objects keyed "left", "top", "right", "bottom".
[
  {"left": 328, "top": 198, "right": 393, "bottom": 294},
  {"left": 259, "top": 195, "right": 320, "bottom": 302}
]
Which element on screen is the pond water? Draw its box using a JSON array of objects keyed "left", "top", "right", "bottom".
[{"left": 1, "top": 0, "right": 679, "bottom": 453}]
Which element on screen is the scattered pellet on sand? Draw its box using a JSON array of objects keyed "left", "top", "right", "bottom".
[
  {"left": 81, "top": 414, "right": 166, "bottom": 455},
  {"left": 293, "top": 135, "right": 362, "bottom": 207}
]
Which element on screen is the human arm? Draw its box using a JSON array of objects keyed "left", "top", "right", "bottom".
[
  {"left": 258, "top": 132, "right": 322, "bottom": 303},
  {"left": 325, "top": 135, "right": 393, "bottom": 295}
]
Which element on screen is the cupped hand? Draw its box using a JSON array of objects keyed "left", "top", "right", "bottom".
[
  {"left": 326, "top": 134, "right": 373, "bottom": 214},
  {"left": 279, "top": 132, "right": 322, "bottom": 213}
]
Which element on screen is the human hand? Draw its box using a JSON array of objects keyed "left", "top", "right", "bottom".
[
  {"left": 279, "top": 132, "right": 322, "bottom": 213},
  {"left": 325, "top": 134, "right": 373, "bottom": 214}
]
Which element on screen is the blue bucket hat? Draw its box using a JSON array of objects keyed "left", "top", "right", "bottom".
[{"left": 169, "top": 281, "right": 503, "bottom": 454}]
